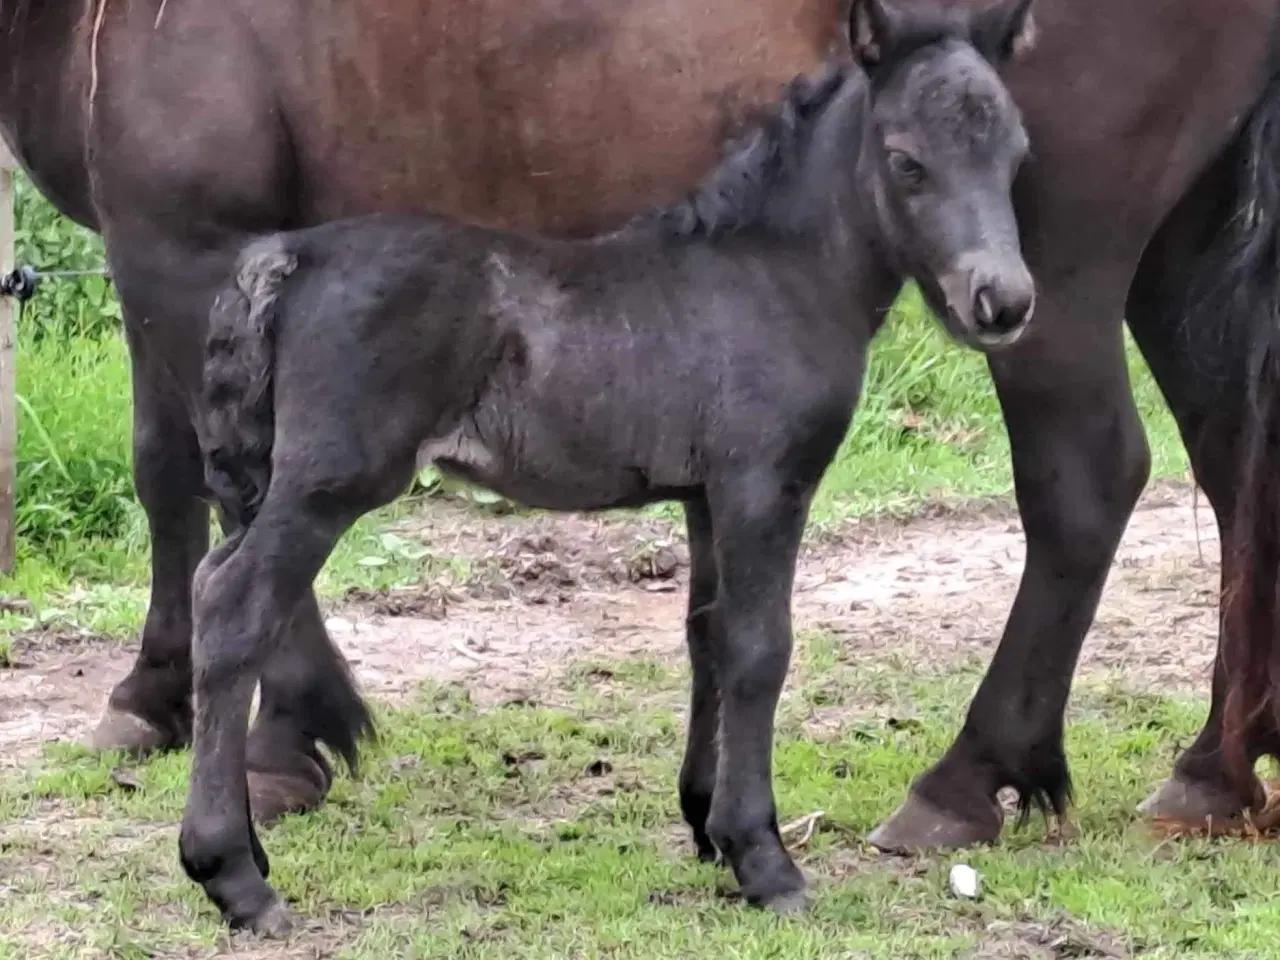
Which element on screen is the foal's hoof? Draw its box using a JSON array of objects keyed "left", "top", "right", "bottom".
[
  {"left": 248, "top": 770, "right": 330, "bottom": 825},
  {"left": 761, "top": 886, "right": 810, "bottom": 916},
  {"left": 739, "top": 857, "right": 809, "bottom": 914},
  {"left": 248, "top": 756, "right": 332, "bottom": 825},
  {"left": 234, "top": 896, "right": 295, "bottom": 939},
  {"left": 868, "top": 792, "right": 1002, "bottom": 853},
  {"left": 88, "top": 707, "right": 180, "bottom": 755},
  {"left": 1137, "top": 775, "right": 1249, "bottom": 829}
]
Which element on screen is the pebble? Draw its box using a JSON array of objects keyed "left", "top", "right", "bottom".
[{"left": 948, "top": 863, "right": 981, "bottom": 899}]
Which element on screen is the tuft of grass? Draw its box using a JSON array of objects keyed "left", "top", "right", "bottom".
[{"left": 15, "top": 335, "right": 140, "bottom": 559}]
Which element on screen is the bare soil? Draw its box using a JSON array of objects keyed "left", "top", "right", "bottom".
[{"left": 0, "top": 480, "right": 1221, "bottom": 766}]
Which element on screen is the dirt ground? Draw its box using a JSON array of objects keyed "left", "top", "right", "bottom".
[{"left": 0, "top": 480, "right": 1222, "bottom": 769}]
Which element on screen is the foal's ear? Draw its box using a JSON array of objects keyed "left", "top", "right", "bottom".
[
  {"left": 850, "top": 0, "right": 910, "bottom": 70},
  {"left": 968, "top": 0, "right": 1038, "bottom": 65}
]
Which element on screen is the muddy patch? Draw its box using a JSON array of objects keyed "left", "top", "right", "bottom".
[
  {"left": 0, "top": 482, "right": 1220, "bottom": 765},
  {"left": 0, "top": 632, "right": 135, "bottom": 772}
]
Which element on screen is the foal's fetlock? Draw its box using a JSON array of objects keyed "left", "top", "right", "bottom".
[
  {"left": 710, "top": 818, "right": 808, "bottom": 913},
  {"left": 678, "top": 786, "right": 719, "bottom": 863},
  {"left": 689, "top": 824, "right": 720, "bottom": 865}
]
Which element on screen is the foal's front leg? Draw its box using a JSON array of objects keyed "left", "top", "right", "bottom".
[{"left": 704, "top": 477, "right": 811, "bottom": 912}]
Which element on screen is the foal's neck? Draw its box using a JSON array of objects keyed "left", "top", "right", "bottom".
[{"left": 763, "top": 79, "right": 904, "bottom": 328}]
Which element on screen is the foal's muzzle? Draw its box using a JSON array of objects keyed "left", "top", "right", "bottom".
[{"left": 938, "top": 255, "right": 1037, "bottom": 352}]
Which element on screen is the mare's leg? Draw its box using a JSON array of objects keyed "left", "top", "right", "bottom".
[
  {"left": 704, "top": 475, "right": 811, "bottom": 910},
  {"left": 91, "top": 329, "right": 206, "bottom": 752},
  {"left": 678, "top": 495, "right": 722, "bottom": 862},
  {"left": 1126, "top": 145, "right": 1269, "bottom": 822},
  {"left": 180, "top": 492, "right": 356, "bottom": 935},
  {"left": 870, "top": 290, "right": 1150, "bottom": 850}
]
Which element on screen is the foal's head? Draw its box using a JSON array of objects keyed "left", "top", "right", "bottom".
[{"left": 854, "top": 0, "right": 1037, "bottom": 350}]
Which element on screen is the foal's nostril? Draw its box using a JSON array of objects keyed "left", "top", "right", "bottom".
[
  {"left": 974, "top": 287, "right": 997, "bottom": 330},
  {"left": 973, "top": 285, "right": 1032, "bottom": 334}
]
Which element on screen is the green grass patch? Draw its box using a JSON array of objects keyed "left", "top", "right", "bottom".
[
  {"left": 1, "top": 647, "right": 1273, "bottom": 959},
  {"left": 15, "top": 335, "right": 140, "bottom": 561}
]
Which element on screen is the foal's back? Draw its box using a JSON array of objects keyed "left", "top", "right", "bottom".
[{"left": 261, "top": 212, "right": 856, "bottom": 512}]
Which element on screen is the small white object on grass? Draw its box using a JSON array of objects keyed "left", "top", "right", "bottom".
[{"left": 948, "top": 863, "right": 981, "bottom": 899}]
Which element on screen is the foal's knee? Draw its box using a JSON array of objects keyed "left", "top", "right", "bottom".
[{"left": 719, "top": 634, "right": 792, "bottom": 703}]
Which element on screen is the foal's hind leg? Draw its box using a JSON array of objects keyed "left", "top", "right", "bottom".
[
  {"left": 246, "top": 591, "right": 374, "bottom": 823},
  {"left": 180, "top": 491, "right": 356, "bottom": 935},
  {"left": 703, "top": 476, "right": 811, "bottom": 911},
  {"left": 678, "top": 495, "right": 722, "bottom": 862},
  {"left": 1126, "top": 145, "right": 1269, "bottom": 824}
]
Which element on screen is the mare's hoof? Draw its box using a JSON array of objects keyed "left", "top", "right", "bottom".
[
  {"left": 88, "top": 707, "right": 179, "bottom": 755},
  {"left": 248, "top": 757, "right": 332, "bottom": 825},
  {"left": 235, "top": 896, "right": 294, "bottom": 939},
  {"left": 1137, "top": 775, "right": 1249, "bottom": 828},
  {"left": 868, "top": 792, "right": 1002, "bottom": 853}
]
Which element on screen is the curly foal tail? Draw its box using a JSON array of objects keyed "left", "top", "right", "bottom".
[
  {"left": 1216, "top": 35, "right": 1280, "bottom": 805},
  {"left": 202, "top": 241, "right": 298, "bottom": 535}
]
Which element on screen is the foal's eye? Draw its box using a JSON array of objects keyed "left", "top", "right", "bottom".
[{"left": 887, "top": 151, "right": 926, "bottom": 186}]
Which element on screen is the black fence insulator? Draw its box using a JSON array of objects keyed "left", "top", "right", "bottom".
[
  {"left": 0, "top": 265, "right": 39, "bottom": 303},
  {"left": 0, "top": 265, "right": 111, "bottom": 305}
]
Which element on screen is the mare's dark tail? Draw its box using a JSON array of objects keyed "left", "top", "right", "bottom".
[
  {"left": 1213, "top": 26, "right": 1280, "bottom": 806},
  {"left": 201, "top": 239, "right": 298, "bottom": 538}
]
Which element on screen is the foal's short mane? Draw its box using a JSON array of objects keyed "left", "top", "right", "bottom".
[
  {"left": 635, "top": 61, "right": 851, "bottom": 241},
  {"left": 635, "top": 5, "right": 991, "bottom": 242}
]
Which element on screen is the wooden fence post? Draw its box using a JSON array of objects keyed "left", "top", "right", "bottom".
[{"left": 0, "top": 144, "right": 17, "bottom": 573}]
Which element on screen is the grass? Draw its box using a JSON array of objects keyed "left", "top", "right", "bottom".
[{"left": 2, "top": 645, "right": 1275, "bottom": 959}]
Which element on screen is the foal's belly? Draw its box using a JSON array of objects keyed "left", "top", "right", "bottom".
[{"left": 416, "top": 427, "right": 691, "bottom": 513}]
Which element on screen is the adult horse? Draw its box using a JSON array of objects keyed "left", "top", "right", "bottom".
[{"left": 1, "top": 0, "right": 1277, "bottom": 849}]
